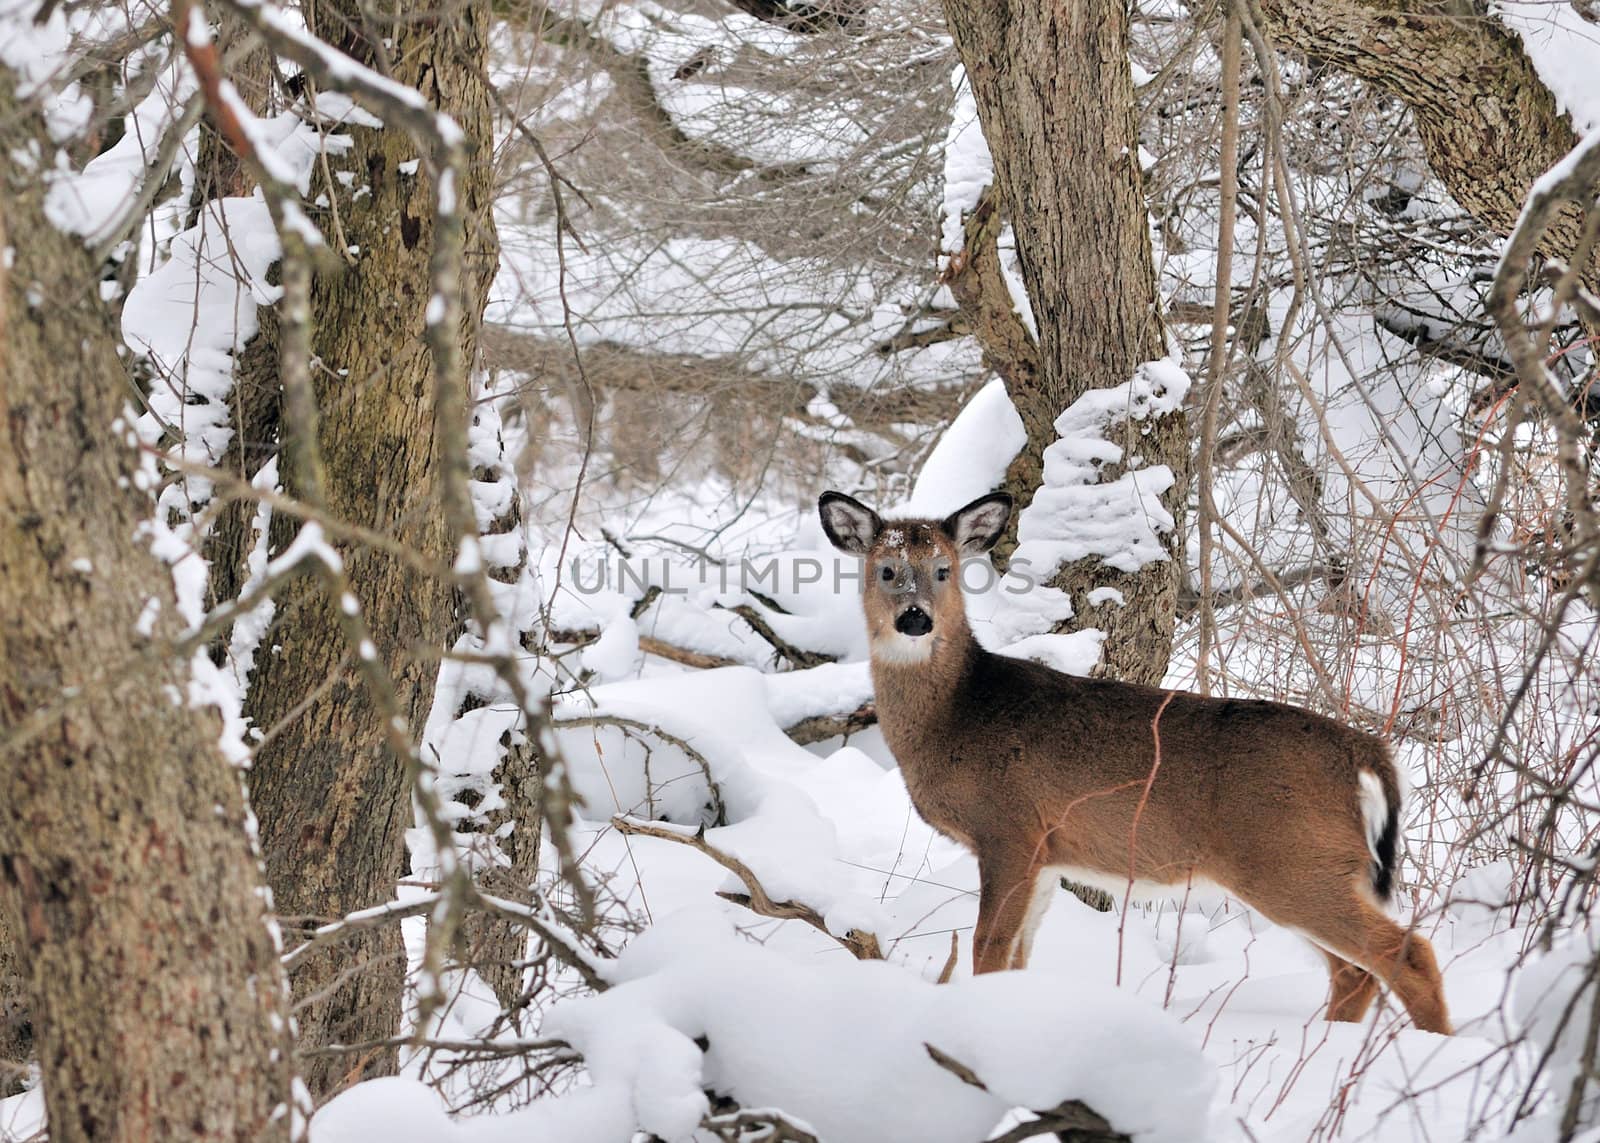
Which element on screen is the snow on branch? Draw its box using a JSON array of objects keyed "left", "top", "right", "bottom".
[
  {"left": 178, "top": 5, "right": 322, "bottom": 250},
  {"left": 219, "top": 0, "right": 462, "bottom": 147}
]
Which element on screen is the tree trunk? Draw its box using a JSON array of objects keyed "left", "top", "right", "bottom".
[
  {"left": 0, "top": 71, "right": 294, "bottom": 1142},
  {"left": 942, "top": 0, "right": 1186, "bottom": 685},
  {"left": 1253, "top": 0, "right": 1596, "bottom": 282},
  {"left": 238, "top": 0, "right": 501, "bottom": 1095},
  {"left": 0, "top": 894, "right": 26, "bottom": 1097},
  {"left": 447, "top": 387, "right": 543, "bottom": 1013}
]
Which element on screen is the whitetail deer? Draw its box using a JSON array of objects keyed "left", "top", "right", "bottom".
[{"left": 819, "top": 490, "right": 1451, "bottom": 1034}]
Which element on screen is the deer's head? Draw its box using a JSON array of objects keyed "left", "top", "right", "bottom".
[{"left": 818, "top": 490, "right": 1011, "bottom": 664}]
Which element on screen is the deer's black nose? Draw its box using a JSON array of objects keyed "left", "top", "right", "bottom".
[{"left": 895, "top": 607, "right": 933, "bottom": 637}]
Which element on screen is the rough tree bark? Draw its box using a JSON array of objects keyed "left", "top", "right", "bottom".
[
  {"left": 1253, "top": 0, "right": 1597, "bottom": 282},
  {"left": 942, "top": 0, "right": 1187, "bottom": 685},
  {"left": 234, "top": 0, "right": 501, "bottom": 1095},
  {"left": 0, "top": 70, "right": 294, "bottom": 1141},
  {"left": 0, "top": 916, "right": 24, "bottom": 1098}
]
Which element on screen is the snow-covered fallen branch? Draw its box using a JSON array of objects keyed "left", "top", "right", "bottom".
[
  {"left": 924, "top": 1043, "right": 1130, "bottom": 1143},
  {"left": 612, "top": 815, "right": 884, "bottom": 960}
]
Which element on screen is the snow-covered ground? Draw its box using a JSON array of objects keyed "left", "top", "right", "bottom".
[
  {"left": 6, "top": 0, "right": 1600, "bottom": 1140},
  {"left": 290, "top": 360, "right": 1591, "bottom": 1140},
  {"left": 294, "top": 556, "right": 1570, "bottom": 1140}
]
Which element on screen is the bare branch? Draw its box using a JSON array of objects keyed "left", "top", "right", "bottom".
[{"left": 559, "top": 715, "right": 728, "bottom": 826}]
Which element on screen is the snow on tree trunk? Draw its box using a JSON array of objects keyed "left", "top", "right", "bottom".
[
  {"left": 941, "top": 0, "right": 1187, "bottom": 685},
  {"left": 0, "top": 69, "right": 296, "bottom": 1143}
]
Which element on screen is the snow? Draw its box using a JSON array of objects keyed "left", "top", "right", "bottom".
[
  {"left": 204, "top": 28, "right": 295, "bottom": 222},
  {"left": 580, "top": 609, "right": 643, "bottom": 679},
  {"left": 233, "top": 0, "right": 464, "bottom": 146},
  {"left": 0, "top": 0, "right": 92, "bottom": 140},
  {"left": 122, "top": 195, "right": 277, "bottom": 500},
  {"left": 313, "top": 908, "right": 1216, "bottom": 1143},
  {"left": 133, "top": 595, "right": 161, "bottom": 637},
  {"left": 312, "top": 91, "right": 384, "bottom": 129},
  {"left": 938, "top": 65, "right": 1037, "bottom": 339},
  {"left": 549, "top": 909, "right": 1213, "bottom": 1143},
  {"left": 762, "top": 660, "right": 872, "bottom": 728},
  {"left": 0, "top": 1086, "right": 43, "bottom": 1142},
  {"left": 119, "top": 106, "right": 333, "bottom": 511},
  {"left": 43, "top": 61, "right": 196, "bottom": 241},
  {"left": 437, "top": 167, "right": 457, "bottom": 216},
  {"left": 996, "top": 224, "right": 1038, "bottom": 340},
  {"left": 996, "top": 629, "right": 1105, "bottom": 675},
  {"left": 268, "top": 521, "right": 344, "bottom": 577},
  {"left": 453, "top": 536, "right": 484, "bottom": 576},
  {"left": 311, "top": 1076, "right": 459, "bottom": 1143},
  {"left": 224, "top": 459, "right": 280, "bottom": 692}
]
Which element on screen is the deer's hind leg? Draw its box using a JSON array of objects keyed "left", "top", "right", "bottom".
[{"left": 1272, "top": 884, "right": 1452, "bottom": 1035}]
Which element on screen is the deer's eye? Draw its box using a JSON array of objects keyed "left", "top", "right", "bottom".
[
  {"left": 935, "top": 565, "right": 951, "bottom": 583},
  {"left": 879, "top": 565, "right": 895, "bottom": 582}
]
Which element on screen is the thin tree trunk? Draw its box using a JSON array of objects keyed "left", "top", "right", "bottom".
[
  {"left": 199, "top": 25, "right": 279, "bottom": 636},
  {"left": 448, "top": 396, "right": 543, "bottom": 1013},
  {"left": 942, "top": 0, "right": 1187, "bottom": 685},
  {"left": 238, "top": 0, "right": 501, "bottom": 1095},
  {"left": 0, "top": 71, "right": 294, "bottom": 1142}
]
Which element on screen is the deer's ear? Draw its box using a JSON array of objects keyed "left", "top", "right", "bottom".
[
  {"left": 818, "top": 491, "right": 882, "bottom": 555},
  {"left": 942, "top": 492, "right": 1012, "bottom": 554}
]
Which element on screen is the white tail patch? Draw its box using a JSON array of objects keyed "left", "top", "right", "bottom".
[{"left": 1358, "top": 770, "right": 1388, "bottom": 863}]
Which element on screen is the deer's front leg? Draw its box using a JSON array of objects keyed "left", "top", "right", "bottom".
[{"left": 973, "top": 850, "right": 1039, "bottom": 974}]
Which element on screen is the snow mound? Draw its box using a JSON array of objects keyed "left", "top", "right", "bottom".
[
  {"left": 538, "top": 908, "right": 1216, "bottom": 1143},
  {"left": 904, "top": 378, "right": 1026, "bottom": 518}
]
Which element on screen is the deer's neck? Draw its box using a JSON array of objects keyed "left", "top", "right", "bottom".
[{"left": 868, "top": 618, "right": 977, "bottom": 752}]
